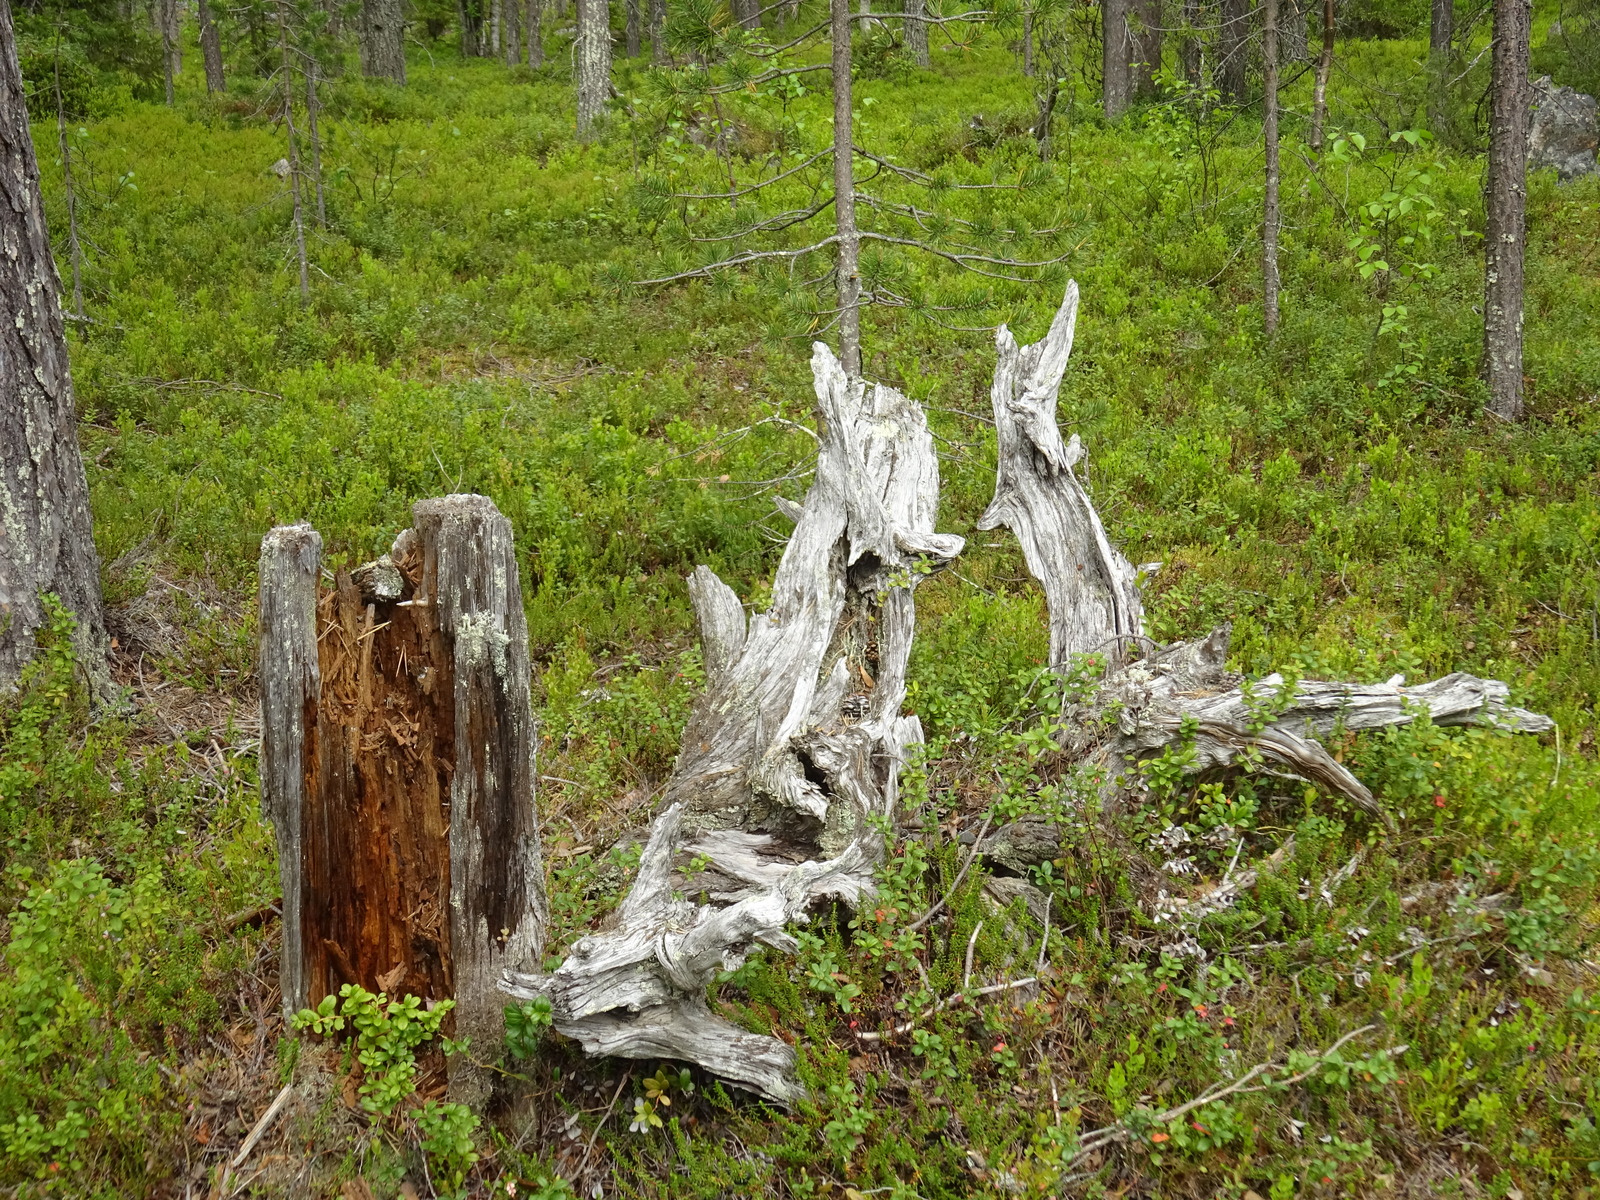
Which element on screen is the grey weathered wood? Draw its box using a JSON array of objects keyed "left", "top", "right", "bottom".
[
  {"left": 257, "top": 523, "right": 323, "bottom": 1016},
  {"left": 258, "top": 496, "right": 546, "bottom": 1109},
  {"left": 0, "top": 0, "right": 110, "bottom": 698},
  {"left": 979, "top": 282, "right": 1145, "bottom": 670},
  {"left": 575, "top": 0, "right": 612, "bottom": 137},
  {"left": 983, "top": 284, "right": 1554, "bottom": 826},
  {"left": 504, "top": 344, "right": 962, "bottom": 1104},
  {"left": 414, "top": 495, "right": 549, "bottom": 1106}
]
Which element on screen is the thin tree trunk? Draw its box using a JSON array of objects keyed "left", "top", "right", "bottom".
[
  {"left": 259, "top": 497, "right": 548, "bottom": 1108},
  {"left": 1102, "top": 0, "right": 1131, "bottom": 121},
  {"left": 904, "top": 0, "right": 928, "bottom": 67},
  {"left": 1023, "top": 9, "right": 1035, "bottom": 77},
  {"left": 277, "top": 1, "right": 310, "bottom": 302},
  {"left": 198, "top": 0, "right": 227, "bottom": 92},
  {"left": 1428, "top": 0, "right": 1453, "bottom": 135},
  {"left": 1263, "top": 0, "right": 1280, "bottom": 335},
  {"left": 626, "top": 0, "right": 641, "bottom": 54},
  {"left": 53, "top": 42, "right": 84, "bottom": 320},
  {"left": 360, "top": 0, "right": 408, "bottom": 82},
  {"left": 506, "top": 0, "right": 521, "bottom": 63},
  {"left": 575, "top": 0, "right": 612, "bottom": 137},
  {"left": 1180, "top": 0, "right": 1199, "bottom": 87},
  {"left": 1219, "top": 0, "right": 1247, "bottom": 104},
  {"left": 528, "top": 0, "right": 545, "bottom": 64},
  {"left": 306, "top": 60, "right": 326, "bottom": 229},
  {"left": 649, "top": 0, "right": 664, "bottom": 62},
  {"left": 857, "top": 0, "right": 876, "bottom": 30},
  {"left": 1483, "top": 0, "right": 1530, "bottom": 421},
  {"left": 459, "top": 0, "right": 483, "bottom": 55},
  {"left": 161, "top": 0, "right": 177, "bottom": 103},
  {"left": 0, "top": 0, "right": 110, "bottom": 697},
  {"left": 1309, "top": 0, "right": 1333, "bottom": 150},
  {"left": 832, "top": 0, "right": 861, "bottom": 375}
]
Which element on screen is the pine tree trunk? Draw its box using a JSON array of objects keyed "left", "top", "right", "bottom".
[
  {"left": 575, "top": 0, "right": 612, "bottom": 137},
  {"left": 459, "top": 0, "right": 483, "bottom": 56},
  {"left": 626, "top": 0, "right": 641, "bottom": 54},
  {"left": 649, "top": 0, "right": 664, "bottom": 62},
  {"left": 1180, "top": 0, "right": 1199, "bottom": 87},
  {"left": 904, "top": 0, "right": 928, "bottom": 67},
  {"left": 1133, "top": 0, "right": 1162, "bottom": 97},
  {"left": 360, "top": 0, "right": 408, "bottom": 83},
  {"left": 1483, "top": 0, "right": 1530, "bottom": 422},
  {"left": 528, "top": 0, "right": 545, "bottom": 65},
  {"left": 160, "top": 0, "right": 177, "bottom": 103},
  {"left": 1219, "top": 0, "right": 1248, "bottom": 104},
  {"left": 1263, "top": 0, "right": 1280, "bottom": 335},
  {"left": 259, "top": 497, "right": 548, "bottom": 1108},
  {"left": 306, "top": 62, "right": 327, "bottom": 228},
  {"left": 1309, "top": 0, "right": 1333, "bottom": 150},
  {"left": 1428, "top": 0, "right": 1453, "bottom": 136},
  {"left": 1023, "top": 10, "right": 1035, "bottom": 77},
  {"left": 1102, "top": 0, "right": 1131, "bottom": 121},
  {"left": 277, "top": 0, "right": 310, "bottom": 302},
  {"left": 198, "top": 0, "right": 227, "bottom": 92},
  {"left": 506, "top": 0, "right": 521, "bottom": 64},
  {"left": 0, "top": 1, "right": 110, "bottom": 698},
  {"left": 832, "top": 0, "right": 861, "bottom": 375}
]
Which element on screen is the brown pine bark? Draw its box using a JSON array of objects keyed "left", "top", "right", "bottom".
[
  {"left": 1180, "top": 0, "right": 1199, "bottom": 88},
  {"left": 1483, "top": 0, "right": 1531, "bottom": 421},
  {"left": 198, "top": 0, "right": 227, "bottom": 92},
  {"left": 1219, "top": 0, "right": 1248, "bottom": 104},
  {"left": 0, "top": 0, "right": 109, "bottom": 697},
  {"left": 1133, "top": 0, "right": 1162, "bottom": 98},
  {"left": 259, "top": 496, "right": 548, "bottom": 1106}
]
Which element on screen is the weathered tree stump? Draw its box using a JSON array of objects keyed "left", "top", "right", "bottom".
[
  {"left": 981, "top": 282, "right": 1553, "bottom": 820},
  {"left": 259, "top": 494, "right": 547, "bottom": 1104},
  {"left": 502, "top": 343, "right": 963, "bottom": 1105}
]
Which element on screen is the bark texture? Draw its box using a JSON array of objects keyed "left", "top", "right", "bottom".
[
  {"left": 529, "top": 0, "right": 546, "bottom": 66},
  {"left": 1102, "top": 0, "right": 1132, "bottom": 121},
  {"left": 575, "top": 0, "right": 613, "bottom": 137},
  {"left": 260, "top": 496, "right": 547, "bottom": 1106},
  {"left": 904, "top": 0, "right": 929, "bottom": 68},
  {"left": 1132, "top": 0, "right": 1162, "bottom": 98},
  {"left": 359, "top": 0, "right": 409, "bottom": 84},
  {"left": 198, "top": 0, "right": 227, "bottom": 93},
  {"left": 1219, "top": 0, "right": 1249, "bottom": 104},
  {"left": 1427, "top": 0, "right": 1453, "bottom": 134},
  {"left": 1484, "top": 0, "right": 1531, "bottom": 421},
  {"left": 0, "top": 0, "right": 110, "bottom": 697},
  {"left": 1310, "top": 0, "right": 1333, "bottom": 150},
  {"left": 982, "top": 284, "right": 1552, "bottom": 825},
  {"left": 503, "top": 345, "right": 964, "bottom": 1105}
]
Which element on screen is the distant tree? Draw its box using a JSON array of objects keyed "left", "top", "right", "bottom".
[
  {"left": 1483, "top": 0, "right": 1531, "bottom": 421},
  {"left": 1103, "top": 0, "right": 1132, "bottom": 120},
  {"left": 1262, "top": 0, "right": 1279, "bottom": 335},
  {"left": 198, "top": 0, "right": 226, "bottom": 91},
  {"left": 527, "top": 0, "right": 545, "bottom": 64},
  {"left": 358, "top": 0, "right": 407, "bottom": 81},
  {"left": 0, "top": 0, "right": 110, "bottom": 697},
  {"left": 1309, "top": 0, "right": 1332, "bottom": 149},
  {"left": 575, "top": 0, "right": 611, "bottom": 137},
  {"left": 1132, "top": 0, "right": 1162, "bottom": 98},
  {"left": 1219, "top": 0, "right": 1248, "bottom": 103}
]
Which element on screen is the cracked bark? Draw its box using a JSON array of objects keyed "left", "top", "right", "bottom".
[{"left": 0, "top": 0, "right": 109, "bottom": 698}]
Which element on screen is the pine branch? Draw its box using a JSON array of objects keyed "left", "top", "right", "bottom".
[
  {"left": 671, "top": 148, "right": 833, "bottom": 200},
  {"left": 854, "top": 147, "right": 1024, "bottom": 190}
]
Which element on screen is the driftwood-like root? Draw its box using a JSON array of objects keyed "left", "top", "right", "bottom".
[
  {"left": 984, "top": 283, "right": 1554, "bottom": 832},
  {"left": 504, "top": 344, "right": 963, "bottom": 1104}
]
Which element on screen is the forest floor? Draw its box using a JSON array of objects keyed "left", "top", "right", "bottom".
[{"left": 4, "top": 12, "right": 1600, "bottom": 1200}]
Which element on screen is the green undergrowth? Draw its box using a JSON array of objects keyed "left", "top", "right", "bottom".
[{"left": 1, "top": 1, "right": 1597, "bottom": 1195}]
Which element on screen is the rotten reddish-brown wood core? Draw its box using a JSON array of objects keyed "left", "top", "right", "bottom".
[{"left": 299, "top": 546, "right": 456, "bottom": 1008}]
